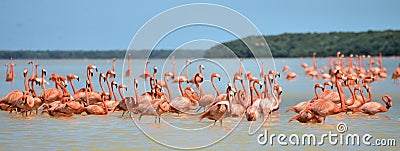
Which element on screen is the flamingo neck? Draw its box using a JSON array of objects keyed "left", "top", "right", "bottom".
[
  {"left": 382, "top": 95, "right": 391, "bottom": 109},
  {"left": 264, "top": 76, "right": 270, "bottom": 98},
  {"left": 348, "top": 85, "right": 356, "bottom": 105},
  {"left": 335, "top": 77, "right": 346, "bottom": 110},
  {"left": 271, "top": 89, "right": 280, "bottom": 109},
  {"left": 24, "top": 74, "right": 29, "bottom": 92},
  {"left": 185, "top": 63, "right": 189, "bottom": 78},
  {"left": 111, "top": 84, "right": 117, "bottom": 102},
  {"left": 314, "top": 85, "right": 320, "bottom": 99},
  {"left": 105, "top": 75, "right": 113, "bottom": 100},
  {"left": 249, "top": 84, "right": 254, "bottom": 105},
  {"left": 118, "top": 87, "right": 124, "bottom": 102},
  {"left": 211, "top": 77, "right": 220, "bottom": 96},
  {"left": 99, "top": 76, "right": 106, "bottom": 95},
  {"left": 240, "top": 79, "right": 247, "bottom": 95},
  {"left": 134, "top": 85, "right": 139, "bottom": 104},
  {"left": 253, "top": 82, "right": 261, "bottom": 99},
  {"left": 164, "top": 75, "right": 172, "bottom": 100},
  {"left": 69, "top": 79, "right": 77, "bottom": 94},
  {"left": 87, "top": 69, "right": 94, "bottom": 92},
  {"left": 178, "top": 80, "right": 185, "bottom": 96},
  {"left": 365, "top": 87, "right": 372, "bottom": 103}
]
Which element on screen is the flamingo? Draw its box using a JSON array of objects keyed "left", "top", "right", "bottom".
[
  {"left": 282, "top": 61, "right": 297, "bottom": 80},
  {"left": 139, "top": 61, "right": 150, "bottom": 81},
  {"left": 353, "top": 95, "right": 392, "bottom": 115},
  {"left": 199, "top": 82, "right": 236, "bottom": 126},
  {"left": 173, "top": 59, "right": 190, "bottom": 83},
  {"left": 5, "top": 57, "right": 14, "bottom": 83},
  {"left": 125, "top": 53, "right": 131, "bottom": 77},
  {"left": 195, "top": 73, "right": 217, "bottom": 112},
  {"left": 103, "top": 80, "right": 120, "bottom": 111},
  {"left": 66, "top": 74, "right": 80, "bottom": 95},
  {"left": 392, "top": 63, "right": 400, "bottom": 84},
  {"left": 245, "top": 77, "right": 263, "bottom": 121},
  {"left": 231, "top": 73, "right": 247, "bottom": 117},
  {"left": 290, "top": 70, "right": 347, "bottom": 123},
  {"left": 169, "top": 77, "right": 199, "bottom": 114},
  {"left": 85, "top": 87, "right": 108, "bottom": 115},
  {"left": 188, "top": 64, "right": 204, "bottom": 84},
  {"left": 113, "top": 84, "right": 130, "bottom": 116},
  {"left": 139, "top": 98, "right": 171, "bottom": 123},
  {"left": 131, "top": 78, "right": 154, "bottom": 114}
]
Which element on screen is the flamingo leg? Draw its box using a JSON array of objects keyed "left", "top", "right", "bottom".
[{"left": 220, "top": 119, "right": 223, "bottom": 126}]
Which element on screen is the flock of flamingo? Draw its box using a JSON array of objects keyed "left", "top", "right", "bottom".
[{"left": 0, "top": 52, "right": 399, "bottom": 125}]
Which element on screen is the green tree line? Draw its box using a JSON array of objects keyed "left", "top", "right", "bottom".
[
  {"left": 0, "top": 50, "right": 204, "bottom": 59},
  {"left": 204, "top": 30, "right": 400, "bottom": 58}
]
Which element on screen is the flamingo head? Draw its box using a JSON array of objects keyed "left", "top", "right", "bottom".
[
  {"left": 23, "top": 68, "right": 28, "bottom": 77},
  {"left": 200, "top": 64, "right": 205, "bottom": 70},
  {"left": 134, "top": 78, "right": 138, "bottom": 88},
  {"left": 274, "top": 84, "right": 283, "bottom": 95},
  {"left": 107, "top": 70, "right": 116, "bottom": 78},
  {"left": 119, "top": 84, "right": 127, "bottom": 91},
  {"left": 99, "top": 72, "right": 106, "bottom": 82},
  {"left": 111, "top": 80, "right": 118, "bottom": 88},
  {"left": 153, "top": 66, "right": 158, "bottom": 74}
]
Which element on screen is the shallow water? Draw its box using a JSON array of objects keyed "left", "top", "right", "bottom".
[{"left": 0, "top": 57, "right": 399, "bottom": 150}]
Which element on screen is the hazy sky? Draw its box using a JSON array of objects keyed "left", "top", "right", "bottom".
[{"left": 1, "top": 0, "right": 399, "bottom": 50}]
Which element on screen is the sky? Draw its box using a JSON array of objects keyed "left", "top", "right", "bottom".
[{"left": 1, "top": 0, "right": 399, "bottom": 50}]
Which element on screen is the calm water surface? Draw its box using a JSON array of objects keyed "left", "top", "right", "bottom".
[{"left": 0, "top": 58, "right": 399, "bottom": 150}]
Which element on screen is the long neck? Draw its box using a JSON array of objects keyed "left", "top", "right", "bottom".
[
  {"left": 164, "top": 75, "right": 172, "bottom": 100},
  {"left": 56, "top": 81, "right": 68, "bottom": 95},
  {"left": 314, "top": 85, "right": 320, "bottom": 99},
  {"left": 35, "top": 66, "right": 38, "bottom": 78},
  {"left": 134, "top": 84, "right": 139, "bottom": 104},
  {"left": 250, "top": 84, "right": 254, "bottom": 105},
  {"left": 41, "top": 72, "right": 46, "bottom": 100},
  {"left": 99, "top": 76, "right": 106, "bottom": 94},
  {"left": 105, "top": 74, "right": 113, "bottom": 100},
  {"left": 211, "top": 77, "right": 220, "bottom": 96},
  {"left": 178, "top": 80, "right": 185, "bottom": 96},
  {"left": 111, "top": 85, "right": 117, "bottom": 102},
  {"left": 260, "top": 63, "right": 264, "bottom": 78},
  {"left": 69, "top": 79, "right": 77, "bottom": 94},
  {"left": 335, "top": 77, "right": 346, "bottom": 110},
  {"left": 271, "top": 89, "right": 280, "bottom": 109},
  {"left": 365, "top": 87, "right": 372, "bottom": 103},
  {"left": 87, "top": 69, "right": 94, "bottom": 92},
  {"left": 358, "top": 88, "right": 366, "bottom": 104},
  {"left": 118, "top": 87, "right": 124, "bottom": 102},
  {"left": 253, "top": 82, "right": 261, "bottom": 99},
  {"left": 30, "top": 80, "right": 37, "bottom": 97},
  {"left": 199, "top": 66, "right": 202, "bottom": 74},
  {"left": 232, "top": 79, "right": 238, "bottom": 93},
  {"left": 240, "top": 79, "right": 247, "bottom": 95},
  {"left": 264, "top": 77, "right": 270, "bottom": 99},
  {"left": 24, "top": 74, "right": 29, "bottom": 92},
  {"left": 196, "top": 78, "right": 205, "bottom": 97},
  {"left": 382, "top": 95, "right": 391, "bottom": 109},
  {"left": 85, "top": 83, "right": 89, "bottom": 106},
  {"left": 185, "top": 63, "right": 189, "bottom": 78}
]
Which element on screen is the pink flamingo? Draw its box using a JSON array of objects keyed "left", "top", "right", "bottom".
[
  {"left": 353, "top": 95, "right": 392, "bottom": 115},
  {"left": 199, "top": 82, "right": 236, "bottom": 126}
]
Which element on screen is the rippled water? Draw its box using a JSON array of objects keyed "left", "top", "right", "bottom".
[{"left": 0, "top": 58, "right": 399, "bottom": 150}]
